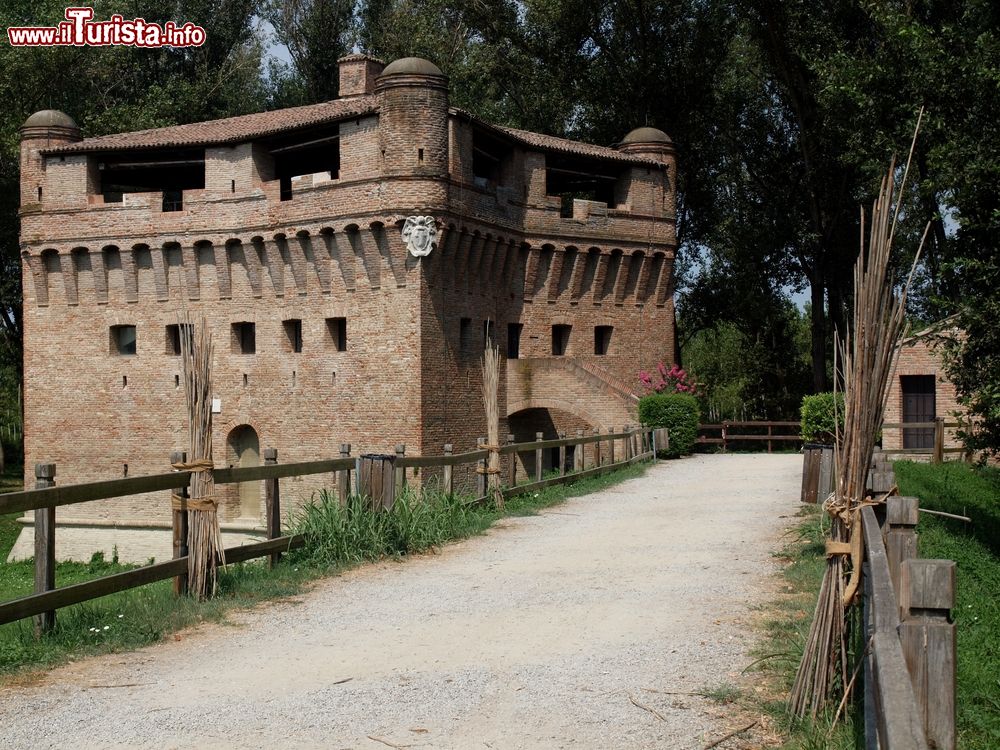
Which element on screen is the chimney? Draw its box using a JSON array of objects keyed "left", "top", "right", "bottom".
[{"left": 338, "top": 54, "right": 385, "bottom": 98}]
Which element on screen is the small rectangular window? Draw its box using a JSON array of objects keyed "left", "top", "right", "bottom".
[
  {"left": 166, "top": 323, "right": 193, "bottom": 355},
  {"left": 110, "top": 325, "right": 137, "bottom": 356},
  {"left": 460, "top": 317, "right": 472, "bottom": 352},
  {"left": 232, "top": 322, "right": 256, "bottom": 354},
  {"left": 595, "top": 325, "right": 613, "bottom": 356},
  {"left": 283, "top": 319, "right": 303, "bottom": 353},
  {"left": 507, "top": 323, "right": 522, "bottom": 359},
  {"left": 162, "top": 189, "right": 183, "bottom": 212},
  {"left": 279, "top": 175, "right": 292, "bottom": 201},
  {"left": 552, "top": 324, "right": 571, "bottom": 356},
  {"left": 326, "top": 317, "right": 347, "bottom": 351}
]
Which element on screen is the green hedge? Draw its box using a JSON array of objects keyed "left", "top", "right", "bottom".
[
  {"left": 638, "top": 393, "right": 700, "bottom": 458},
  {"left": 801, "top": 392, "right": 844, "bottom": 444}
]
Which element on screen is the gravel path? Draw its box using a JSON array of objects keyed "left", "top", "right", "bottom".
[{"left": 0, "top": 454, "right": 801, "bottom": 749}]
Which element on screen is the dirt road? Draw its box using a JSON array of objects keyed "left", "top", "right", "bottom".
[{"left": 0, "top": 454, "right": 802, "bottom": 749}]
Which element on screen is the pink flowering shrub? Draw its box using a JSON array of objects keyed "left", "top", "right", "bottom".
[{"left": 638, "top": 362, "right": 698, "bottom": 395}]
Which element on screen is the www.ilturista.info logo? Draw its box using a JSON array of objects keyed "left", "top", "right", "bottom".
[{"left": 7, "top": 7, "right": 206, "bottom": 47}]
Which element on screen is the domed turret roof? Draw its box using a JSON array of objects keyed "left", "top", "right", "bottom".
[
  {"left": 22, "top": 110, "right": 79, "bottom": 130},
  {"left": 381, "top": 57, "right": 443, "bottom": 77},
  {"left": 620, "top": 126, "right": 672, "bottom": 145}
]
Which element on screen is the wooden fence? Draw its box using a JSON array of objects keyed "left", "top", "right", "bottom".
[
  {"left": 861, "top": 494, "right": 956, "bottom": 749},
  {"left": 0, "top": 426, "right": 665, "bottom": 632},
  {"left": 880, "top": 418, "right": 964, "bottom": 463},
  {"left": 697, "top": 421, "right": 802, "bottom": 453}
]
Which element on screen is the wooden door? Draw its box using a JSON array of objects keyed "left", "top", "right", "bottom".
[{"left": 901, "top": 375, "right": 935, "bottom": 449}]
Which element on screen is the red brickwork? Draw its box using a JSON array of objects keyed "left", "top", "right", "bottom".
[
  {"left": 883, "top": 332, "right": 964, "bottom": 453},
  {"left": 16, "top": 56, "right": 677, "bottom": 560}
]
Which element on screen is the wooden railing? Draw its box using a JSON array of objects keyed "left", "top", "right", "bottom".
[
  {"left": 861, "top": 495, "right": 956, "bottom": 750},
  {"left": 697, "top": 421, "right": 802, "bottom": 453},
  {"left": 0, "top": 426, "right": 664, "bottom": 631},
  {"left": 880, "top": 418, "right": 964, "bottom": 463}
]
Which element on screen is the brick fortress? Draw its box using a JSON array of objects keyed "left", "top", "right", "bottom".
[{"left": 14, "top": 55, "right": 678, "bottom": 561}]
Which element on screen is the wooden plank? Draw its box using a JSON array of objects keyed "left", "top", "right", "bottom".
[
  {"left": 443, "top": 444, "right": 454, "bottom": 495},
  {"left": 801, "top": 449, "right": 820, "bottom": 504},
  {"left": 715, "top": 434, "right": 802, "bottom": 441},
  {"left": 885, "top": 496, "right": 919, "bottom": 604},
  {"left": 862, "top": 506, "right": 902, "bottom": 633},
  {"left": 872, "top": 632, "right": 931, "bottom": 749},
  {"left": 899, "top": 559, "right": 956, "bottom": 750},
  {"left": 535, "top": 432, "right": 544, "bottom": 483},
  {"left": 263, "top": 448, "right": 281, "bottom": 569},
  {"left": 0, "top": 535, "right": 305, "bottom": 626},
  {"left": 215, "top": 457, "right": 354, "bottom": 483},
  {"left": 337, "top": 444, "right": 351, "bottom": 504},
  {"left": 34, "top": 463, "right": 56, "bottom": 636},
  {"left": 170, "top": 450, "right": 189, "bottom": 597},
  {"left": 0, "top": 470, "right": 193, "bottom": 515}
]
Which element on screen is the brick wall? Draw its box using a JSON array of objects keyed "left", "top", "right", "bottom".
[
  {"left": 17, "top": 59, "right": 678, "bottom": 561},
  {"left": 883, "top": 334, "right": 964, "bottom": 453}
]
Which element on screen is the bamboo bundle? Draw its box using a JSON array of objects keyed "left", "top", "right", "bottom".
[
  {"left": 481, "top": 344, "right": 504, "bottom": 510},
  {"left": 789, "top": 112, "right": 927, "bottom": 718},
  {"left": 176, "top": 317, "right": 225, "bottom": 600}
]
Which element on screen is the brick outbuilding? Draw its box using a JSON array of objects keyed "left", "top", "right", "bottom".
[
  {"left": 882, "top": 320, "right": 966, "bottom": 458},
  {"left": 14, "top": 55, "right": 678, "bottom": 561}
]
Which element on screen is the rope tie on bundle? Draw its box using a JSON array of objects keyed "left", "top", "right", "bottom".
[
  {"left": 821, "top": 488, "right": 895, "bottom": 606},
  {"left": 476, "top": 444, "right": 503, "bottom": 474},
  {"left": 170, "top": 459, "right": 217, "bottom": 511}
]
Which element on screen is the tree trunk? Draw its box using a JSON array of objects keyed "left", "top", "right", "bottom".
[{"left": 810, "top": 272, "right": 827, "bottom": 392}]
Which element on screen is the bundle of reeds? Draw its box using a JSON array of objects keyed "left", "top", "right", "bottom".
[
  {"left": 177, "top": 316, "right": 225, "bottom": 600},
  {"left": 789, "top": 112, "right": 927, "bottom": 718},
  {"left": 481, "top": 344, "right": 504, "bottom": 510}
]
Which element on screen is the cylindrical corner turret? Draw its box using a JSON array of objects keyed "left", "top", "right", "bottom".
[
  {"left": 375, "top": 57, "right": 449, "bottom": 181},
  {"left": 19, "top": 109, "right": 82, "bottom": 210},
  {"left": 615, "top": 126, "right": 675, "bottom": 164}
]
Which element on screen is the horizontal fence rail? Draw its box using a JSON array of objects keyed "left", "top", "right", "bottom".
[
  {"left": 0, "top": 426, "right": 664, "bottom": 629},
  {"left": 697, "top": 421, "right": 802, "bottom": 453},
  {"left": 858, "top": 490, "right": 956, "bottom": 749}
]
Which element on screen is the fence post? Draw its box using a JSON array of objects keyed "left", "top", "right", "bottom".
[
  {"left": 337, "top": 444, "right": 351, "bottom": 504},
  {"left": 609, "top": 427, "right": 616, "bottom": 465},
  {"left": 534, "top": 432, "right": 544, "bottom": 482},
  {"left": 624, "top": 426, "right": 632, "bottom": 462},
  {"left": 885, "top": 496, "right": 919, "bottom": 603},
  {"left": 477, "top": 437, "right": 488, "bottom": 498},
  {"left": 768, "top": 422, "right": 773, "bottom": 454},
  {"left": 33, "top": 463, "right": 56, "bottom": 637},
  {"left": 575, "top": 429, "right": 585, "bottom": 471},
  {"left": 933, "top": 417, "right": 945, "bottom": 464},
  {"left": 558, "top": 432, "right": 566, "bottom": 476},
  {"left": 263, "top": 448, "right": 281, "bottom": 569},
  {"left": 506, "top": 434, "right": 516, "bottom": 487},
  {"left": 594, "top": 428, "right": 602, "bottom": 467},
  {"left": 650, "top": 427, "right": 656, "bottom": 458},
  {"left": 443, "top": 444, "right": 454, "bottom": 495},
  {"left": 395, "top": 444, "right": 406, "bottom": 496},
  {"left": 899, "top": 559, "right": 957, "bottom": 750},
  {"left": 170, "top": 450, "right": 189, "bottom": 596}
]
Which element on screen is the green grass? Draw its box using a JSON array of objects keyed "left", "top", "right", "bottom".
[
  {"left": 746, "top": 504, "right": 858, "bottom": 749},
  {"left": 0, "top": 461, "right": 648, "bottom": 678},
  {"left": 895, "top": 460, "right": 1000, "bottom": 750}
]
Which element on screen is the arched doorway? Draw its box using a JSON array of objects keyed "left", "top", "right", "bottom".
[
  {"left": 226, "top": 425, "right": 260, "bottom": 519},
  {"left": 508, "top": 406, "right": 594, "bottom": 476}
]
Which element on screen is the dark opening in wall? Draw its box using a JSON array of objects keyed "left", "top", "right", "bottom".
[
  {"left": 507, "top": 323, "right": 522, "bottom": 359},
  {"left": 268, "top": 126, "right": 340, "bottom": 201},
  {"left": 283, "top": 319, "right": 303, "bottom": 353},
  {"left": 545, "top": 153, "right": 620, "bottom": 217},
  {"left": 460, "top": 317, "right": 473, "bottom": 352},
  {"left": 552, "top": 324, "right": 571, "bottom": 356},
  {"left": 232, "top": 322, "right": 256, "bottom": 354},
  {"left": 98, "top": 148, "right": 205, "bottom": 206},
  {"left": 166, "top": 323, "right": 193, "bottom": 355},
  {"left": 472, "top": 128, "right": 512, "bottom": 189},
  {"left": 595, "top": 325, "right": 613, "bottom": 355},
  {"left": 326, "top": 317, "right": 347, "bottom": 351},
  {"left": 37, "top": 186, "right": 42, "bottom": 201},
  {"left": 110, "top": 325, "right": 136, "bottom": 356}
]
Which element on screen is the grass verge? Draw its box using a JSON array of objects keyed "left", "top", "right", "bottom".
[
  {"left": 0, "top": 460, "right": 648, "bottom": 679},
  {"left": 744, "top": 503, "right": 858, "bottom": 749},
  {"left": 895, "top": 460, "right": 1000, "bottom": 750}
]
